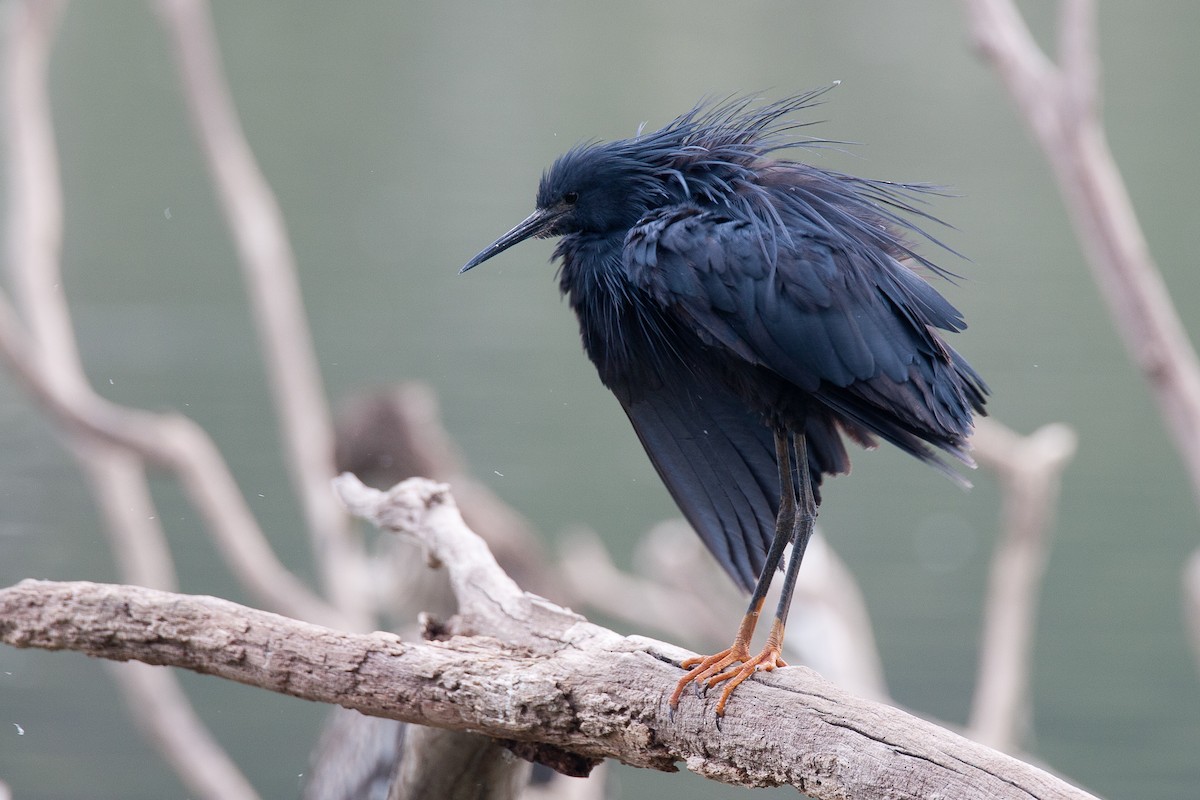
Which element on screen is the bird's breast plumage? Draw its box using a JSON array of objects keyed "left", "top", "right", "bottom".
[{"left": 556, "top": 231, "right": 658, "bottom": 395}]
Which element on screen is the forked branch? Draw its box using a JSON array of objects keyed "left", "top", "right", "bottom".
[{"left": 0, "top": 478, "right": 1101, "bottom": 800}]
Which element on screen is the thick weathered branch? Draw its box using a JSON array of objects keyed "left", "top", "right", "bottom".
[
  {"left": 0, "top": 478, "right": 1102, "bottom": 799},
  {"left": 561, "top": 522, "right": 889, "bottom": 701},
  {"left": 0, "top": 577, "right": 1099, "bottom": 798}
]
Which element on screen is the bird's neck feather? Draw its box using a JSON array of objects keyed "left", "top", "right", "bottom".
[
  {"left": 554, "top": 231, "right": 644, "bottom": 387},
  {"left": 555, "top": 231, "right": 627, "bottom": 301}
]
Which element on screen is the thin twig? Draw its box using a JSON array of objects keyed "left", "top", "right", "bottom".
[{"left": 154, "top": 0, "right": 370, "bottom": 629}]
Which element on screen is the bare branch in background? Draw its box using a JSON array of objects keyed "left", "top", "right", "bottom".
[
  {"left": 0, "top": 262, "right": 347, "bottom": 629},
  {"left": 302, "top": 710, "right": 406, "bottom": 800},
  {"left": 0, "top": 0, "right": 347, "bottom": 633},
  {"left": 390, "top": 727, "right": 531, "bottom": 800},
  {"left": 964, "top": 0, "right": 1200, "bottom": 503},
  {"left": 109, "top": 663, "right": 261, "bottom": 800},
  {"left": 153, "top": 0, "right": 370, "bottom": 629},
  {"left": 964, "top": 0, "right": 1200, "bottom": 675},
  {"left": 1186, "top": 552, "right": 1200, "bottom": 681},
  {"left": 335, "top": 384, "right": 562, "bottom": 602},
  {"left": 0, "top": 476, "right": 1106, "bottom": 800},
  {"left": 1, "top": 1, "right": 263, "bottom": 798},
  {"left": 968, "top": 419, "right": 1078, "bottom": 752}
]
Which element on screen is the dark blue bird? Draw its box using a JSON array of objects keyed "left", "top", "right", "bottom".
[{"left": 461, "top": 90, "right": 987, "bottom": 715}]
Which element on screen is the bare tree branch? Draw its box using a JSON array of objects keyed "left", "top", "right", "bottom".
[
  {"left": 2, "top": 3, "right": 264, "bottom": 798},
  {"left": 964, "top": 0, "right": 1200, "bottom": 680},
  {"left": 965, "top": 0, "right": 1200, "bottom": 503},
  {"left": 390, "top": 727, "right": 530, "bottom": 800},
  {"left": 334, "top": 384, "right": 561, "bottom": 602},
  {"left": 153, "top": 0, "right": 370, "bottom": 629},
  {"left": 1186, "top": 551, "right": 1200, "bottom": 681},
  {"left": 108, "top": 662, "right": 261, "bottom": 800},
  {"left": 0, "top": 479, "right": 1104, "bottom": 799},
  {"left": 330, "top": 386, "right": 612, "bottom": 799},
  {"left": 303, "top": 710, "right": 405, "bottom": 800},
  {"left": 0, "top": 293, "right": 348, "bottom": 629},
  {"left": 968, "top": 419, "right": 1078, "bottom": 751}
]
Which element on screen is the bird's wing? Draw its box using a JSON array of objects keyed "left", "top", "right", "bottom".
[
  {"left": 624, "top": 205, "right": 986, "bottom": 470},
  {"left": 618, "top": 371, "right": 780, "bottom": 593},
  {"left": 615, "top": 341, "right": 854, "bottom": 592}
]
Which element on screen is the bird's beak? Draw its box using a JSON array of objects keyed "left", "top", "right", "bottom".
[{"left": 460, "top": 207, "right": 564, "bottom": 274}]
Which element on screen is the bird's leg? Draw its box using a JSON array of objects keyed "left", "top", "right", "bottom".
[
  {"left": 669, "top": 429, "right": 797, "bottom": 712},
  {"left": 769, "top": 429, "right": 817, "bottom": 635},
  {"left": 707, "top": 431, "right": 816, "bottom": 715}
]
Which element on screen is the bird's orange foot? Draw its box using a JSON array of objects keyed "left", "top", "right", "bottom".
[{"left": 670, "top": 642, "right": 788, "bottom": 717}]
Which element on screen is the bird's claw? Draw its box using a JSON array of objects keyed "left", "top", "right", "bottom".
[{"left": 670, "top": 644, "right": 787, "bottom": 718}]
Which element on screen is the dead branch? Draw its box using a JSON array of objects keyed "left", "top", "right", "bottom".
[
  {"left": 302, "top": 710, "right": 405, "bottom": 800},
  {"left": 968, "top": 419, "right": 1077, "bottom": 751},
  {"left": 2, "top": 2, "right": 266, "bottom": 798},
  {"left": 0, "top": 478, "right": 1102, "bottom": 799},
  {"left": 391, "top": 727, "right": 531, "bottom": 800},
  {"left": 965, "top": 0, "right": 1200, "bottom": 495},
  {"left": 334, "top": 384, "right": 561, "bottom": 602},
  {"left": 0, "top": 0, "right": 345, "bottom": 630},
  {"left": 964, "top": 0, "right": 1200, "bottom": 682},
  {"left": 154, "top": 0, "right": 369, "bottom": 629}
]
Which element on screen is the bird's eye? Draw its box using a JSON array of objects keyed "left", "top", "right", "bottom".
[{"left": 563, "top": 191, "right": 579, "bottom": 205}]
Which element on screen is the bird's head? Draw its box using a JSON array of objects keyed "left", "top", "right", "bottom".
[
  {"left": 460, "top": 144, "right": 666, "bottom": 274},
  {"left": 462, "top": 88, "right": 861, "bottom": 275}
]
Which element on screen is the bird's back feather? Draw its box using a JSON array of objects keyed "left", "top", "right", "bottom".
[{"left": 624, "top": 192, "right": 986, "bottom": 480}]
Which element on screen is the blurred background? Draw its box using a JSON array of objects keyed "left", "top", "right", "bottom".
[{"left": 1, "top": 1, "right": 1198, "bottom": 798}]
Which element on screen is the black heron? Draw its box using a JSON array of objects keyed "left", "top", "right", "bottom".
[{"left": 461, "top": 91, "right": 988, "bottom": 716}]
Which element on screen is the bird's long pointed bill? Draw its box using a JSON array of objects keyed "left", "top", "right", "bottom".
[{"left": 460, "top": 207, "right": 562, "bottom": 273}]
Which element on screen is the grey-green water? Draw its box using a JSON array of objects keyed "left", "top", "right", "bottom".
[{"left": 2, "top": 2, "right": 1198, "bottom": 798}]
